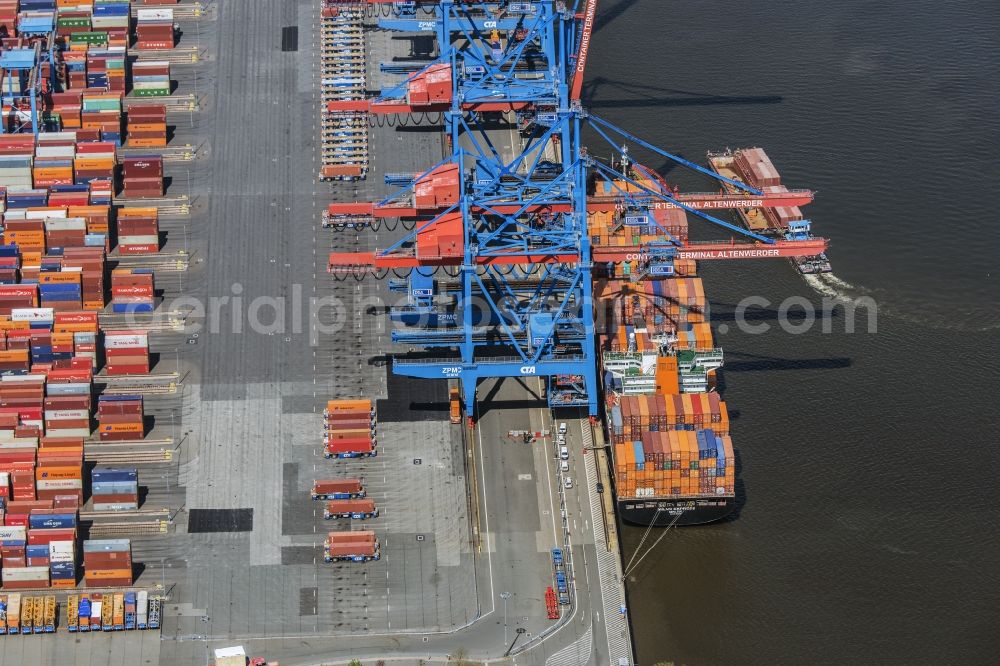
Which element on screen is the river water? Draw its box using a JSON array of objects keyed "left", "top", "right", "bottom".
[{"left": 586, "top": 1, "right": 1000, "bottom": 663}]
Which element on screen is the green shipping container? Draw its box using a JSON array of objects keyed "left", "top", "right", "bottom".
[
  {"left": 70, "top": 32, "right": 109, "bottom": 45},
  {"left": 82, "top": 100, "right": 122, "bottom": 112},
  {"left": 133, "top": 89, "right": 170, "bottom": 97},
  {"left": 58, "top": 18, "right": 92, "bottom": 28}
]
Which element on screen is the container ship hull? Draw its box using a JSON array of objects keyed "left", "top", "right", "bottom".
[
  {"left": 592, "top": 170, "right": 737, "bottom": 528},
  {"left": 618, "top": 496, "right": 734, "bottom": 527}
]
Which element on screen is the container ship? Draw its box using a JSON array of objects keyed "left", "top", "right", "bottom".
[
  {"left": 590, "top": 170, "right": 737, "bottom": 526},
  {"left": 707, "top": 147, "right": 831, "bottom": 274}
]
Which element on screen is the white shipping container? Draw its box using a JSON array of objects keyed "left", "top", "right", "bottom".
[
  {"left": 137, "top": 8, "right": 173, "bottom": 21},
  {"left": 44, "top": 428, "right": 91, "bottom": 438},
  {"left": 43, "top": 217, "right": 87, "bottom": 231},
  {"left": 133, "top": 81, "right": 170, "bottom": 90},
  {"left": 94, "top": 503, "right": 139, "bottom": 512},
  {"left": 118, "top": 235, "right": 160, "bottom": 245},
  {"left": 137, "top": 590, "right": 148, "bottom": 624},
  {"left": 37, "top": 132, "right": 77, "bottom": 144},
  {"left": 49, "top": 541, "right": 75, "bottom": 562},
  {"left": 36, "top": 479, "right": 84, "bottom": 490},
  {"left": 91, "top": 17, "right": 129, "bottom": 29},
  {"left": 104, "top": 335, "right": 149, "bottom": 349},
  {"left": 34, "top": 145, "right": 76, "bottom": 158},
  {"left": 26, "top": 209, "right": 68, "bottom": 220},
  {"left": 10, "top": 308, "right": 54, "bottom": 322},
  {"left": 0, "top": 526, "right": 28, "bottom": 540},
  {"left": 91, "top": 600, "right": 101, "bottom": 621},
  {"left": 45, "top": 382, "right": 91, "bottom": 395},
  {"left": 1, "top": 374, "right": 46, "bottom": 383},
  {"left": 44, "top": 410, "right": 89, "bottom": 420},
  {"left": 83, "top": 539, "right": 131, "bottom": 553},
  {"left": 1, "top": 566, "right": 49, "bottom": 582},
  {"left": 0, "top": 440, "right": 39, "bottom": 448}
]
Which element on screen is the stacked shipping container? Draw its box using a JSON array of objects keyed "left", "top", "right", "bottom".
[
  {"left": 131, "top": 61, "right": 171, "bottom": 97},
  {"left": 0, "top": 507, "right": 79, "bottom": 590},
  {"left": 613, "top": 430, "right": 735, "bottom": 498},
  {"left": 91, "top": 468, "right": 138, "bottom": 511},
  {"left": 121, "top": 155, "right": 164, "bottom": 198},
  {"left": 323, "top": 530, "right": 379, "bottom": 562},
  {"left": 109, "top": 269, "right": 155, "bottom": 312},
  {"left": 323, "top": 398, "right": 376, "bottom": 458},
  {"left": 135, "top": 8, "right": 175, "bottom": 50},
  {"left": 125, "top": 104, "right": 168, "bottom": 148},
  {"left": 103, "top": 329, "right": 150, "bottom": 375},
  {"left": 82, "top": 538, "right": 132, "bottom": 587},
  {"left": 310, "top": 478, "right": 364, "bottom": 500},
  {"left": 115, "top": 207, "right": 160, "bottom": 253},
  {"left": 96, "top": 395, "right": 143, "bottom": 441}
]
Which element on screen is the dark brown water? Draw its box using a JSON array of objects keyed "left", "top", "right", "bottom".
[{"left": 587, "top": 1, "right": 1000, "bottom": 663}]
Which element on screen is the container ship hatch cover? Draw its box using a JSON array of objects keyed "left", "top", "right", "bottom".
[{"left": 591, "top": 172, "right": 736, "bottom": 527}]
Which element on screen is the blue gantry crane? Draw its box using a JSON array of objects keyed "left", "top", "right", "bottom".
[{"left": 325, "top": 0, "right": 828, "bottom": 421}]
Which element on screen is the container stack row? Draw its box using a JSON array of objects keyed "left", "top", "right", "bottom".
[
  {"left": 318, "top": 0, "right": 368, "bottom": 181},
  {"left": 115, "top": 207, "right": 160, "bottom": 253},
  {"left": 91, "top": 467, "right": 138, "bottom": 511},
  {"left": 96, "top": 395, "right": 144, "bottom": 441},
  {"left": 613, "top": 430, "right": 735, "bottom": 498},
  {"left": 82, "top": 538, "right": 132, "bottom": 587},
  {"left": 0, "top": 133, "right": 169, "bottom": 259},
  {"left": 109, "top": 268, "right": 155, "bottom": 312},
  {"left": 121, "top": 154, "right": 164, "bottom": 199},
  {"left": 135, "top": 7, "right": 176, "bottom": 50},
  {"left": 131, "top": 61, "right": 171, "bottom": 98},
  {"left": 125, "top": 105, "right": 168, "bottom": 149},
  {"left": 1, "top": 435, "right": 86, "bottom": 503},
  {"left": 323, "top": 398, "right": 376, "bottom": 459},
  {"left": 0, "top": 506, "right": 79, "bottom": 590},
  {"left": 103, "top": 329, "right": 151, "bottom": 375},
  {"left": 609, "top": 393, "right": 729, "bottom": 441},
  {"left": 0, "top": 310, "right": 101, "bottom": 375},
  {"left": 0, "top": 134, "right": 116, "bottom": 203},
  {"left": 0, "top": 309, "right": 147, "bottom": 380},
  {"left": 0, "top": 1, "right": 177, "bottom": 143}
]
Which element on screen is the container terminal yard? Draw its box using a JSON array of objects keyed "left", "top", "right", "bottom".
[{"left": 0, "top": 1, "right": 830, "bottom": 665}]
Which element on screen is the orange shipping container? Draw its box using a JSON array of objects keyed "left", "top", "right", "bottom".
[{"left": 83, "top": 569, "right": 133, "bottom": 580}]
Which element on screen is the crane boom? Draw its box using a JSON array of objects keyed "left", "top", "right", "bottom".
[{"left": 570, "top": 0, "right": 600, "bottom": 102}]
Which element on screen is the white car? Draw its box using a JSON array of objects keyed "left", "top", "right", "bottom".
[
  {"left": 564, "top": 477, "right": 573, "bottom": 489},
  {"left": 558, "top": 422, "right": 567, "bottom": 435},
  {"left": 560, "top": 460, "right": 569, "bottom": 473},
  {"left": 559, "top": 446, "right": 569, "bottom": 460}
]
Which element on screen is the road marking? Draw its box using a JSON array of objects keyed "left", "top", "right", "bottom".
[
  {"left": 476, "top": 403, "right": 497, "bottom": 618},
  {"left": 537, "top": 378, "right": 559, "bottom": 548}
]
